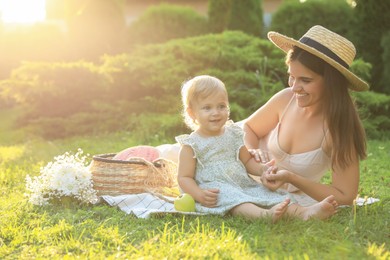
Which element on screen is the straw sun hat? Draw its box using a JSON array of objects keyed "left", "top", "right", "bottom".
[{"left": 267, "top": 25, "right": 369, "bottom": 91}]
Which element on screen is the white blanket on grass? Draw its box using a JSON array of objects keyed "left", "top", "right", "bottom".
[
  {"left": 102, "top": 193, "right": 205, "bottom": 219},
  {"left": 101, "top": 193, "right": 379, "bottom": 219}
]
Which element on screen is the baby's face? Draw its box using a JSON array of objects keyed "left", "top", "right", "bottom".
[{"left": 191, "top": 91, "right": 229, "bottom": 137}]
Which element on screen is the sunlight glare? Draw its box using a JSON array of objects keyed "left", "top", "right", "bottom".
[{"left": 0, "top": 0, "right": 46, "bottom": 24}]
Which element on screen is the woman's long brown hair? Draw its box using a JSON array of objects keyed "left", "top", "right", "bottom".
[{"left": 287, "top": 47, "right": 367, "bottom": 170}]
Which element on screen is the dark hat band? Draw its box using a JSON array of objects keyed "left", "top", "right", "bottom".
[{"left": 299, "top": 37, "right": 349, "bottom": 69}]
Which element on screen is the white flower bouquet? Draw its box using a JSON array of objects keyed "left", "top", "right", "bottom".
[{"left": 25, "top": 149, "right": 98, "bottom": 206}]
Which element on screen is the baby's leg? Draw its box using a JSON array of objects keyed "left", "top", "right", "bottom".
[
  {"left": 230, "top": 198, "right": 290, "bottom": 223},
  {"left": 286, "top": 195, "right": 338, "bottom": 221}
]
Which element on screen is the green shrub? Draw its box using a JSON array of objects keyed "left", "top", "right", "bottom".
[
  {"left": 380, "top": 31, "right": 390, "bottom": 94},
  {"left": 270, "top": 0, "right": 354, "bottom": 40},
  {"left": 125, "top": 113, "right": 188, "bottom": 144},
  {"left": 22, "top": 109, "right": 188, "bottom": 141},
  {"left": 3, "top": 29, "right": 388, "bottom": 140},
  {"left": 20, "top": 100, "right": 147, "bottom": 139},
  {"left": 352, "top": 0, "right": 390, "bottom": 93},
  {"left": 127, "top": 4, "right": 208, "bottom": 45},
  {"left": 353, "top": 91, "right": 390, "bottom": 139},
  {"left": 1, "top": 61, "right": 109, "bottom": 121},
  {"left": 2, "top": 31, "right": 287, "bottom": 139},
  {"left": 102, "top": 31, "right": 286, "bottom": 117},
  {"left": 350, "top": 58, "right": 372, "bottom": 85}
]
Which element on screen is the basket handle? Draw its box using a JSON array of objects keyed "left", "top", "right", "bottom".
[
  {"left": 125, "top": 157, "right": 155, "bottom": 166},
  {"left": 127, "top": 156, "right": 170, "bottom": 168}
]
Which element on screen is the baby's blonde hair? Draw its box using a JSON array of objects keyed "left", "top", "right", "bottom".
[{"left": 181, "top": 75, "right": 228, "bottom": 130}]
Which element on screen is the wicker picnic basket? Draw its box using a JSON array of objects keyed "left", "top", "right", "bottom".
[{"left": 89, "top": 153, "right": 178, "bottom": 196}]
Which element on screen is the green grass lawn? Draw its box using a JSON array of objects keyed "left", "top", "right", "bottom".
[{"left": 0, "top": 126, "right": 389, "bottom": 259}]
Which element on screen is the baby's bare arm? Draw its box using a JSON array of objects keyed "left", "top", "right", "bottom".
[
  {"left": 177, "top": 145, "right": 219, "bottom": 207},
  {"left": 239, "top": 146, "right": 269, "bottom": 176}
]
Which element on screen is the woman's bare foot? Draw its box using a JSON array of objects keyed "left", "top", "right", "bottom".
[
  {"left": 302, "top": 195, "right": 338, "bottom": 220},
  {"left": 268, "top": 198, "right": 290, "bottom": 223}
]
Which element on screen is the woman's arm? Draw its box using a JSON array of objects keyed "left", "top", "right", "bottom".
[
  {"left": 243, "top": 88, "right": 293, "bottom": 149},
  {"left": 263, "top": 160, "right": 360, "bottom": 205},
  {"left": 289, "top": 133, "right": 360, "bottom": 205},
  {"left": 177, "top": 145, "right": 219, "bottom": 207}
]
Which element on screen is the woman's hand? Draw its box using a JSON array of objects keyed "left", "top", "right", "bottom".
[
  {"left": 261, "top": 168, "right": 290, "bottom": 191},
  {"left": 197, "top": 188, "right": 219, "bottom": 208},
  {"left": 248, "top": 149, "right": 270, "bottom": 163}
]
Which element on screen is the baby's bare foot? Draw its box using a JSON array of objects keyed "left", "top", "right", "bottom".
[
  {"left": 303, "top": 195, "right": 338, "bottom": 220},
  {"left": 269, "top": 198, "right": 290, "bottom": 223}
]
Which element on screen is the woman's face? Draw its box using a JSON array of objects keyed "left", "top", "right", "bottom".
[{"left": 288, "top": 60, "right": 326, "bottom": 108}]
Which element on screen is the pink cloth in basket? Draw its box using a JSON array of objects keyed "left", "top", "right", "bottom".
[{"left": 113, "top": 145, "right": 160, "bottom": 162}]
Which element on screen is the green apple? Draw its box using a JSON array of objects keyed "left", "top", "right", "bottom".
[{"left": 174, "top": 193, "right": 196, "bottom": 212}]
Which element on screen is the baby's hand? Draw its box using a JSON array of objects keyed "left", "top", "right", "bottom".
[
  {"left": 248, "top": 149, "right": 270, "bottom": 163},
  {"left": 199, "top": 188, "right": 219, "bottom": 208}
]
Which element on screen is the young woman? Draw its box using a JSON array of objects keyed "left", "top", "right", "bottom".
[
  {"left": 243, "top": 25, "right": 368, "bottom": 206},
  {"left": 176, "top": 75, "right": 338, "bottom": 221}
]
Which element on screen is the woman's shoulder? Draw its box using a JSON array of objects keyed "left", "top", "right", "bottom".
[
  {"left": 272, "top": 88, "right": 294, "bottom": 104},
  {"left": 263, "top": 88, "right": 294, "bottom": 113}
]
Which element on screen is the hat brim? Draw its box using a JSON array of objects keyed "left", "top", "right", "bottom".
[{"left": 268, "top": 31, "right": 369, "bottom": 91}]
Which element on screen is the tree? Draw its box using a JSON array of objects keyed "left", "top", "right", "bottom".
[
  {"left": 380, "top": 32, "right": 390, "bottom": 93},
  {"left": 208, "top": 0, "right": 263, "bottom": 37},
  {"left": 228, "top": 0, "right": 263, "bottom": 37},
  {"left": 208, "top": 0, "right": 232, "bottom": 33},
  {"left": 270, "top": 0, "right": 354, "bottom": 41},
  {"left": 353, "top": 0, "right": 390, "bottom": 93}
]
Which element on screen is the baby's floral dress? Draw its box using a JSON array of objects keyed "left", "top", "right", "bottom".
[{"left": 175, "top": 121, "right": 294, "bottom": 215}]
